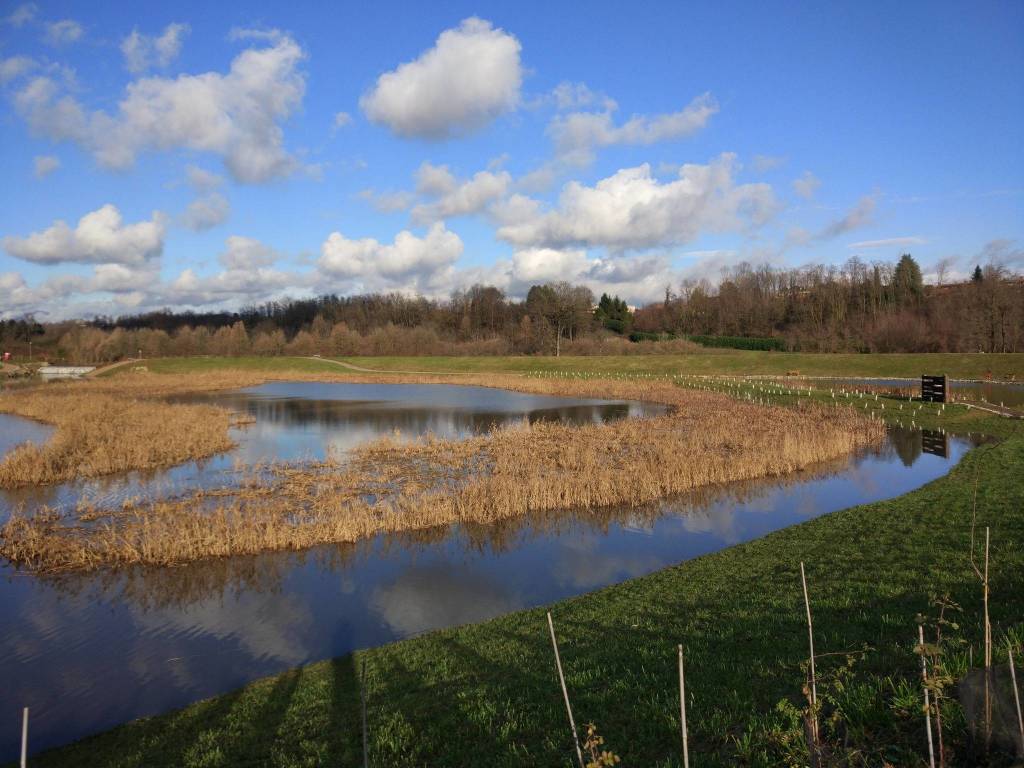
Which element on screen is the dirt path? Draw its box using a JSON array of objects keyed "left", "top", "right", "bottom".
[
  {"left": 304, "top": 357, "right": 474, "bottom": 376},
  {"left": 86, "top": 358, "right": 142, "bottom": 377},
  {"left": 958, "top": 400, "right": 1024, "bottom": 420}
]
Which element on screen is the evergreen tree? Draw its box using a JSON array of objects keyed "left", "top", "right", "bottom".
[
  {"left": 593, "top": 293, "right": 632, "bottom": 334},
  {"left": 892, "top": 253, "right": 923, "bottom": 305}
]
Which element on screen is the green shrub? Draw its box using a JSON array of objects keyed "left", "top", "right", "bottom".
[{"left": 687, "top": 334, "right": 785, "bottom": 351}]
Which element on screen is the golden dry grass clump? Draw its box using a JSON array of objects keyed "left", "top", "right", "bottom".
[
  {"left": 1, "top": 373, "right": 886, "bottom": 571},
  {"left": 0, "top": 378, "right": 242, "bottom": 489}
]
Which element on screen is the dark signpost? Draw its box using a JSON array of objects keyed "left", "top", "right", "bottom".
[{"left": 921, "top": 374, "right": 949, "bottom": 403}]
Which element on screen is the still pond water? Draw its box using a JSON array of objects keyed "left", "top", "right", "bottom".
[{"left": 0, "top": 382, "right": 979, "bottom": 759}]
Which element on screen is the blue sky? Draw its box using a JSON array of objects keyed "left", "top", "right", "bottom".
[{"left": 1, "top": 0, "right": 1022, "bottom": 320}]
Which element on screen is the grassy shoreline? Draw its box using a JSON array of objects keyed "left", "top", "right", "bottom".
[{"left": 17, "top": 401, "right": 1023, "bottom": 766}]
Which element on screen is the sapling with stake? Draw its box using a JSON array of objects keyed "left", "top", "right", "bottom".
[
  {"left": 678, "top": 644, "right": 690, "bottom": 768},
  {"left": 919, "top": 624, "right": 937, "bottom": 768},
  {"left": 800, "top": 562, "right": 820, "bottom": 762},
  {"left": 920, "top": 595, "right": 961, "bottom": 767},
  {"left": 968, "top": 474, "right": 993, "bottom": 751},
  {"left": 548, "top": 612, "right": 584, "bottom": 768}
]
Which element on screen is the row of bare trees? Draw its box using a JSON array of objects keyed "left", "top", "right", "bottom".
[
  {"left": 4, "top": 255, "right": 1022, "bottom": 360},
  {"left": 635, "top": 256, "right": 1024, "bottom": 352}
]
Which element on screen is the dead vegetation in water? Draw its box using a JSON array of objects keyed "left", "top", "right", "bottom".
[
  {"left": 0, "top": 385, "right": 235, "bottom": 489},
  {"left": 0, "top": 371, "right": 313, "bottom": 489},
  {"left": 25, "top": 462, "right": 855, "bottom": 612},
  {"left": 1, "top": 372, "right": 885, "bottom": 571}
]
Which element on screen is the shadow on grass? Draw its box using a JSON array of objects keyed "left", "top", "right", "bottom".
[{"left": 325, "top": 653, "right": 367, "bottom": 766}]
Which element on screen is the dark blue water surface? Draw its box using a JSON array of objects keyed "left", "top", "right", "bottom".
[{"left": 0, "top": 383, "right": 979, "bottom": 760}]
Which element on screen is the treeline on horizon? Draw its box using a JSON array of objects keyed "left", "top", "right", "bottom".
[{"left": 2, "top": 255, "right": 1022, "bottom": 364}]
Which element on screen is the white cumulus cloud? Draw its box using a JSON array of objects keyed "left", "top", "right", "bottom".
[
  {"left": 185, "top": 164, "right": 224, "bottom": 193},
  {"left": 411, "top": 168, "right": 511, "bottom": 223},
  {"left": 511, "top": 247, "right": 589, "bottom": 283},
  {"left": 13, "top": 35, "right": 306, "bottom": 183},
  {"left": 498, "top": 154, "right": 779, "bottom": 251},
  {"left": 550, "top": 81, "right": 617, "bottom": 111},
  {"left": 0, "top": 55, "right": 36, "bottom": 84},
  {"left": 44, "top": 19, "right": 83, "bottom": 45},
  {"left": 182, "top": 193, "right": 230, "bottom": 231},
  {"left": 219, "top": 235, "right": 279, "bottom": 270},
  {"left": 121, "top": 23, "right": 190, "bottom": 73},
  {"left": 360, "top": 17, "right": 522, "bottom": 139},
  {"left": 319, "top": 222, "right": 463, "bottom": 292},
  {"left": 2, "top": 204, "right": 166, "bottom": 265},
  {"left": 548, "top": 92, "right": 718, "bottom": 165},
  {"left": 415, "top": 162, "right": 457, "bottom": 195}
]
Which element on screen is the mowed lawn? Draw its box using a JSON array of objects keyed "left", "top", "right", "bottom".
[
  {"left": 101, "top": 356, "right": 346, "bottom": 376},
  {"left": 107, "top": 352, "right": 1024, "bottom": 381},
  {"left": 337, "top": 351, "right": 1024, "bottom": 379}
]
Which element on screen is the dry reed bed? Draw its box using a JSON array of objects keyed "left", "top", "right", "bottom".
[
  {"left": 27, "top": 463, "right": 856, "bottom": 612},
  {"left": 0, "top": 371, "right": 305, "bottom": 489},
  {"left": 1, "top": 372, "right": 885, "bottom": 571},
  {"left": 0, "top": 385, "right": 237, "bottom": 489}
]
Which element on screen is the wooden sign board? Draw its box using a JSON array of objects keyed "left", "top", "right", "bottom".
[{"left": 921, "top": 374, "right": 949, "bottom": 403}]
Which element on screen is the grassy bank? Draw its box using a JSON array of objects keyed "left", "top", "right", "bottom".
[
  {"left": 336, "top": 352, "right": 1024, "bottom": 380},
  {"left": 24, "top": 407, "right": 1023, "bottom": 767}
]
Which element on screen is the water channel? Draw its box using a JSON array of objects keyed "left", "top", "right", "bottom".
[{"left": 0, "top": 382, "right": 982, "bottom": 759}]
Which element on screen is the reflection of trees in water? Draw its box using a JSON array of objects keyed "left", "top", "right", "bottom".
[
  {"left": 886, "top": 427, "right": 923, "bottom": 467},
  {"left": 206, "top": 394, "right": 640, "bottom": 434},
  {"left": 455, "top": 454, "right": 854, "bottom": 553},
  {"left": 1, "top": 453, "right": 230, "bottom": 518},
  {"left": 35, "top": 451, "right": 857, "bottom": 611},
  {"left": 34, "top": 548, "right": 339, "bottom": 612}
]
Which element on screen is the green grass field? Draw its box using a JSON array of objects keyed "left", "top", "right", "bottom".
[
  {"left": 98, "top": 356, "right": 347, "bottom": 377},
  {"left": 20, "top": 383, "right": 1023, "bottom": 767},
  {"left": 102, "top": 352, "right": 1024, "bottom": 381},
  {"left": 336, "top": 351, "right": 1024, "bottom": 380}
]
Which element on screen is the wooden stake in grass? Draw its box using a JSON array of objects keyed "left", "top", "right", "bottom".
[
  {"left": 20, "top": 707, "right": 28, "bottom": 768},
  {"left": 800, "top": 562, "right": 819, "bottom": 754},
  {"left": 547, "top": 612, "right": 584, "bottom": 768},
  {"left": 1009, "top": 640, "right": 1024, "bottom": 757},
  {"left": 968, "top": 483, "right": 993, "bottom": 752},
  {"left": 919, "top": 625, "right": 936, "bottom": 768},
  {"left": 678, "top": 644, "right": 690, "bottom": 768},
  {"left": 978, "top": 526, "right": 992, "bottom": 751}
]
